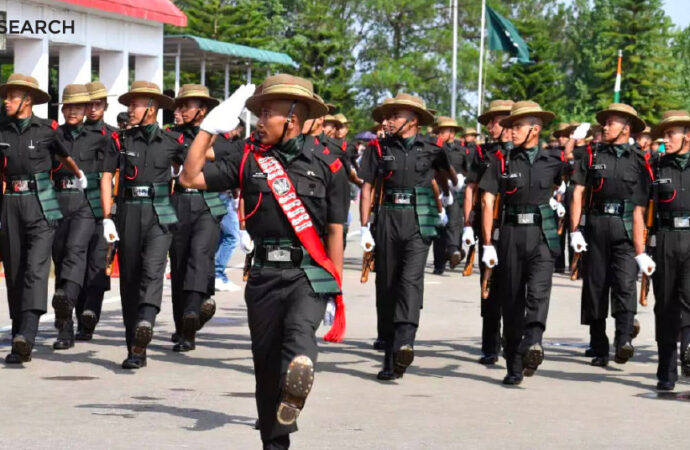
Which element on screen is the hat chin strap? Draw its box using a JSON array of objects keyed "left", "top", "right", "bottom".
[
  {"left": 136, "top": 98, "right": 154, "bottom": 128},
  {"left": 393, "top": 118, "right": 411, "bottom": 137},
  {"left": 9, "top": 94, "right": 28, "bottom": 118},
  {"left": 609, "top": 119, "right": 629, "bottom": 144},
  {"left": 518, "top": 126, "right": 534, "bottom": 148},
  {"left": 278, "top": 101, "right": 297, "bottom": 144}
]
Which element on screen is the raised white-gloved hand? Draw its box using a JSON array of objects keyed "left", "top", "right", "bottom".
[
  {"left": 239, "top": 229, "right": 254, "bottom": 254},
  {"left": 570, "top": 230, "right": 588, "bottom": 253},
  {"left": 76, "top": 170, "right": 88, "bottom": 190},
  {"left": 360, "top": 224, "right": 375, "bottom": 251},
  {"left": 482, "top": 245, "right": 498, "bottom": 268},
  {"left": 103, "top": 218, "right": 119, "bottom": 243},
  {"left": 635, "top": 253, "right": 656, "bottom": 276},
  {"left": 323, "top": 298, "right": 336, "bottom": 325},
  {"left": 438, "top": 209, "right": 448, "bottom": 226},
  {"left": 462, "top": 226, "right": 475, "bottom": 246},
  {"left": 449, "top": 174, "right": 465, "bottom": 192},
  {"left": 200, "top": 83, "right": 255, "bottom": 135},
  {"left": 549, "top": 197, "right": 566, "bottom": 218},
  {"left": 572, "top": 122, "right": 590, "bottom": 140},
  {"left": 440, "top": 192, "right": 454, "bottom": 207}
]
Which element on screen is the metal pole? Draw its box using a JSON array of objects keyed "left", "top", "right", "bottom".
[
  {"left": 224, "top": 62, "right": 229, "bottom": 99},
  {"left": 451, "top": 0, "right": 458, "bottom": 119},
  {"left": 200, "top": 57, "right": 206, "bottom": 85},
  {"left": 245, "top": 64, "right": 252, "bottom": 139},
  {"left": 476, "top": 0, "right": 486, "bottom": 132},
  {"left": 174, "top": 43, "right": 180, "bottom": 94}
]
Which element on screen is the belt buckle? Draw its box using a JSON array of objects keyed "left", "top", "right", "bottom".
[
  {"left": 674, "top": 217, "right": 690, "bottom": 228},
  {"left": 133, "top": 186, "right": 150, "bottom": 197},
  {"left": 517, "top": 213, "right": 534, "bottom": 224},
  {"left": 12, "top": 180, "right": 28, "bottom": 192},
  {"left": 604, "top": 204, "right": 618, "bottom": 215},
  {"left": 266, "top": 246, "right": 291, "bottom": 262},
  {"left": 393, "top": 193, "right": 411, "bottom": 205},
  {"left": 61, "top": 178, "right": 77, "bottom": 189}
]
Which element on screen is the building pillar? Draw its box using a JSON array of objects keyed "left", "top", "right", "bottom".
[
  {"left": 99, "top": 50, "right": 129, "bottom": 126},
  {"left": 13, "top": 37, "right": 49, "bottom": 118},
  {"left": 135, "top": 54, "right": 163, "bottom": 122},
  {"left": 58, "top": 44, "right": 91, "bottom": 123}
]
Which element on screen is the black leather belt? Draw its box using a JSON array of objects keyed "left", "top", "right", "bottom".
[
  {"left": 591, "top": 202, "right": 624, "bottom": 216},
  {"left": 177, "top": 187, "right": 201, "bottom": 194},
  {"left": 659, "top": 211, "right": 690, "bottom": 229},
  {"left": 504, "top": 205, "right": 541, "bottom": 225},
  {"left": 255, "top": 244, "right": 303, "bottom": 267}
]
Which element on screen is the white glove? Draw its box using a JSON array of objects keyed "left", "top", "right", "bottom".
[
  {"left": 76, "top": 170, "right": 88, "bottom": 190},
  {"left": 462, "top": 226, "right": 475, "bottom": 246},
  {"left": 482, "top": 245, "right": 498, "bottom": 268},
  {"left": 239, "top": 229, "right": 254, "bottom": 254},
  {"left": 438, "top": 209, "right": 448, "bottom": 226},
  {"left": 549, "top": 197, "right": 565, "bottom": 218},
  {"left": 572, "top": 123, "right": 590, "bottom": 140},
  {"left": 360, "top": 224, "right": 375, "bottom": 251},
  {"left": 323, "top": 298, "right": 336, "bottom": 325},
  {"left": 171, "top": 165, "right": 182, "bottom": 178},
  {"left": 200, "top": 83, "right": 255, "bottom": 135},
  {"left": 449, "top": 174, "right": 465, "bottom": 192},
  {"left": 440, "top": 192, "right": 454, "bottom": 207},
  {"left": 635, "top": 253, "right": 656, "bottom": 276},
  {"left": 232, "top": 196, "right": 240, "bottom": 210},
  {"left": 556, "top": 181, "right": 566, "bottom": 196},
  {"left": 570, "top": 230, "right": 588, "bottom": 253},
  {"left": 628, "top": 137, "right": 636, "bottom": 146},
  {"left": 103, "top": 218, "right": 119, "bottom": 243}
]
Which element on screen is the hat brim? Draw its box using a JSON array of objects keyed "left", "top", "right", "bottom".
[
  {"left": 0, "top": 83, "right": 51, "bottom": 105},
  {"left": 371, "top": 102, "right": 435, "bottom": 126},
  {"left": 89, "top": 93, "right": 118, "bottom": 101},
  {"left": 499, "top": 111, "right": 555, "bottom": 128},
  {"left": 173, "top": 95, "right": 220, "bottom": 108},
  {"left": 435, "top": 124, "right": 464, "bottom": 132},
  {"left": 596, "top": 109, "right": 646, "bottom": 134},
  {"left": 651, "top": 119, "right": 690, "bottom": 139},
  {"left": 477, "top": 109, "right": 512, "bottom": 126},
  {"left": 245, "top": 92, "right": 327, "bottom": 120},
  {"left": 118, "top": 92, "right": 175, "bottom": 110}
]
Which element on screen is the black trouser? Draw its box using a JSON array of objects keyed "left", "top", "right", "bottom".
[
  {"left": 374, "top": 207, "right": 430, "bottom": 352},
  {"left": 170, "top": 193, "right": 220, "bottom": 332},
  {"left": 581, "top": 214, "right": 637, "bottom": 356},
  {"left": 652, "top": 229, "right": 690, "bottom": 382},
  {"left": 476, "top": 223, "right": 502, "bottom": 356},
  {"left": 1, "top": 193, "right": 56, "bottom": 341},
  {"left": 117, "top": 201, "right": 172, "bottom": 349},
  {"left": 76, "top": 219, "right": 111, "bottom": 327},
  {"left": 494, "top": 223, "right": 553, "bottom": 376},
  {"left": 53, "top": 191, "right": 96, "bottom": 305},
  {"left": 432, "top": 229, "right": 446, "bottom": 272},
  {"left": 443, "top": 189, "right": 464, "bottom": 255},
  {"left": 244, "top": 266, "right": 327, "bottom": 443}
]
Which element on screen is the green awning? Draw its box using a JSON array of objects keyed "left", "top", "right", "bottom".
[{"left": 165, "top": 34, "right": 298, "bottom": 68}]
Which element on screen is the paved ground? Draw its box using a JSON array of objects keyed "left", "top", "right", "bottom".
[{"left": 0, "top": 214, "right": 688, "bottom": 449}]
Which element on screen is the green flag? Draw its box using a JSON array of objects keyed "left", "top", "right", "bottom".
[{"left": 486, "top": 5, "right": 530, "bottom": 63}]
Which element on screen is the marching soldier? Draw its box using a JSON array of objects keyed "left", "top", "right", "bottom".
[
  {"left": 359, "top": 93, "right": 455, "bottom": 380},
  {"left": 0, "top": 74, "right": 84, "bottom": 363},
  {"left": 479, "top": 101, "right": 566, "bottom": 385},
  {"left": 74, "top": 81, "right": 119, "bottom": 341},
  {"left": 463, "top": 127, "right": 479, "bottom": 145},
  {"left": 180, "top": 75, "right": 349, "bottom": 449},
  {"left": 52, "top": 84, "right": 105, "bottom": 350},
  {"left": 569, "top": 104, "right": 651, "bottom": 367},
  {"left": 169, "top": 84, "right": 227, "bottom": 352},
  {"left": 642, "top": 111, "right": 690, "bottom": 390},
  {"left": 462, "top": 99, "right": 513, "bottom": 365},
  {"left": 100, "top": 81, "right": 184, "bottom": 369}
]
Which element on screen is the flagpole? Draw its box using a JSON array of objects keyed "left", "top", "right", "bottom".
[
  {"left": 476, "top": 0, "right": 486, "bottom": 132},
  {"left": 451, "top": 0, "right": 458, "bottom": 119},
  {"left": 613, "top": 49, "right": 622, "bottom": 103}
]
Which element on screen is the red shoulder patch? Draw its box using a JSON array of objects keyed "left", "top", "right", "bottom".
[
  {"left": 223, "top": 132, "right": 230, "bottom": 140},
  {"left": 177, "top": 133, "right": 184, "bottom": 144},
  {"left": 560, "top": 150, "right": 565, "bottom": 162},
  {"left": 323, "top": 147, "right": 330, "bottom": 155},
  {"left": 314, "top": 137, "right": 320, "bottom": 145},
  {"left": 101, "top": 126, "right": 107, "bottom": 136},
  {"left": 51, "top": 120, "right": 58, "bottom": 130},
  {"left": 436, "top": 136, "right": 444, "bottom": 147},
  {"left": 341, "top": 141, "right": 347, "bottom": 151},
  {"left": 329, "top": 158, "right": 343, "bottom": 173},
  {"left": 111, "top": 131, "right": 121, "bottom": 151}
]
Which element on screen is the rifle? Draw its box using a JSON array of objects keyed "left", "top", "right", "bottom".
[
  {"left": 481, "top": 191, "right": 501, "bottom": 300},
  {"left": 361, "top": 177, "right": 384, "bottom": 283},
  {"left": 105, "top": 242, "right": 117, "bottom": 276}
]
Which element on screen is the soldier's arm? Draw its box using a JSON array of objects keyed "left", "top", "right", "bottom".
[
  {"left": 180, "top": 130, "right": 213, "bottom": 189},
  {"left": 570, "top": 184, "right": 585, "bottom": 232},
  {"left": 464, "top": 182, "right": 477, "bottom": 224},
  {"left": 481, "top": 191, "right": 495, "bottom": 245},
  {"left": 100, "top": 137, "right": 119, "bottom": 218},
  {"left": 326, "top": 160, "right": 349, "bottom": 276},
  {"left": 632, "top": 205, "right": 646, "bottom": 255},
  {"left": 358, "top": 145, "right": 378, "bottom": 226},
  {"left": 360, "top": 182, "right": 373, "bottom": 226},
  {"left": 56, "top": 155, "right": 81, "bottom": 177}
]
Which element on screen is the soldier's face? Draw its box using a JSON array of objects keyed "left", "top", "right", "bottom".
[
  {"left": 62, "top": 103, "right": 86, "bottom": 125},
  {"left": 558, "top": 136, "right": 569, "bottom": 146},
  {"left": 511, "top": 118, "right": 541, "bottom": 146},
  {"left": 256, "top": 100, "right": 300, "bottom": 145},
  {"left": 637, "top": 134, "right": 652, "bottom": 150},
  {"left": 386, "top": 109, "right": 417, "bottom": 136},
  {"left": 178, "top": 99, "right": 206, "bottom": 125},
  {"left": 173, "top": 107, "right": 183, "bottom": 125},
  {"left": 87, "top": 99, "right": 107, "bottom": 122},
  {"left": 4, "top": 88, "right": 32, "bottom": 117},
  {"left": 322, "top": 121, "right": 337, "bottom": 138},
  {"left": 663, "top": 126, "right": 690, "bottom": 153},
  {"left": 336, "top": 125, "right": 348, "bottom": 139},
  {"left": 302, "top": 116, "right": 322, "bottom": 134},
  {"left": 437, "top": 127, "right": 455, "bottom": 143},
  {"left": 464, "top": 134, "right": 476, "bottom": 143},
  {"left": 488, "top": 116, "right": 507, "bottom": 140},
  {"left": 603, "top": 115, "right": 629, "bottom": 142},
  {"left": 128, "top": 97, "right": 157, "bottom": 124}
]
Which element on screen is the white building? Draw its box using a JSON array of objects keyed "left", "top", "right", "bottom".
[{"left": 0, "top": 0, "right": 186, "bottom": 124}]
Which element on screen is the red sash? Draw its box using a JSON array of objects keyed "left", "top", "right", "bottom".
[{"left": 253, "top": 151, "right": 346, "bottom": 342}]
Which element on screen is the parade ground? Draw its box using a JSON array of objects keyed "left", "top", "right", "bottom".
[{"left": 0, "top": 212, "right": 687, "bottom": 449}]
